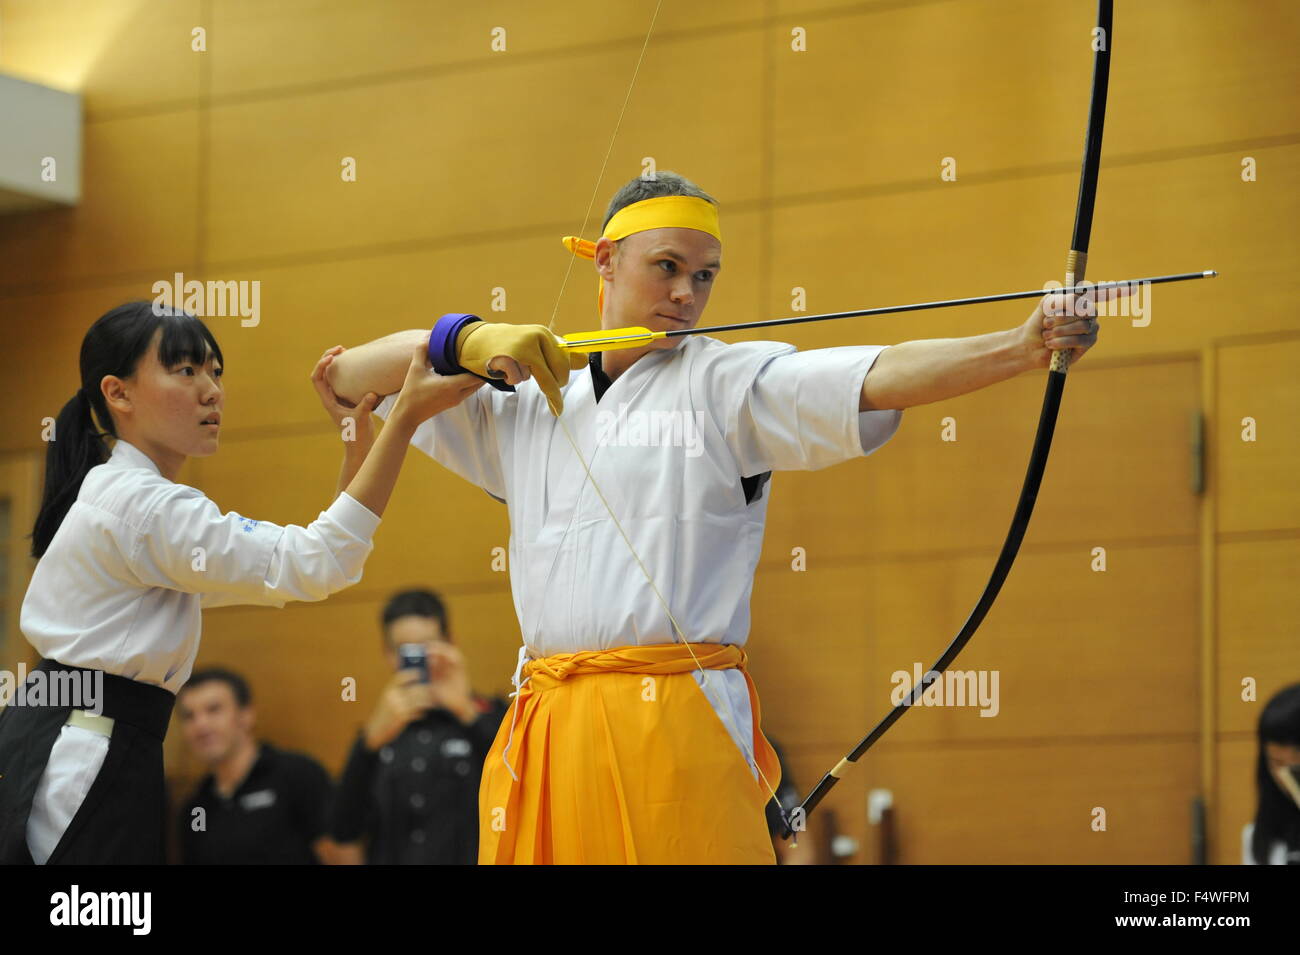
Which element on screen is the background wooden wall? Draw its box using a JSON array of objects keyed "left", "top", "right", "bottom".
[{"left": 0, "top": 0, "right": 1296, "bottom": 864}]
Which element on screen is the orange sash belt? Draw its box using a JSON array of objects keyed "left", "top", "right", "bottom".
[{"left": 522, "top": 641, "right": 747, "bottom": 685}]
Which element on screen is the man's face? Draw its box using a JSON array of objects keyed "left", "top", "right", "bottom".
[
  {"left": 177, "top": 682, "right": 253, "bottom": 765},
  {"left": 384, "top": 614, "right": 448, "bottom": 670},
  {"left": 596, "top": 227, "right": 722, "bottom": 350}
]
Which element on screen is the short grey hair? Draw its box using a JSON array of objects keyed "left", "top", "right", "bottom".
[{"left": 601, "top": 171, "right": 717, "bottom": 231}]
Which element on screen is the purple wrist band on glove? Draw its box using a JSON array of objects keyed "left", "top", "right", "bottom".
[{"left": 428, "top": 313, "right": 516, "bottom": 393}]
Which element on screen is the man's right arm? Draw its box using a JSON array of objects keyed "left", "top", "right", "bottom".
[{"left": 327, "top": 329, "right": 428, "bottom": 405}]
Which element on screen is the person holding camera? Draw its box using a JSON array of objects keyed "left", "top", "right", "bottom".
[{"left": 329, "top": 590, "right": 506, "bottom": 864}]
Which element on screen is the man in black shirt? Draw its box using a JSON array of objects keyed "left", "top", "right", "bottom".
[
  {"left": 330, "top": 589, "right": 507, "bottom": 864},
  {"left": 176, "top": 669, "right": 334, "bottom": 865}
]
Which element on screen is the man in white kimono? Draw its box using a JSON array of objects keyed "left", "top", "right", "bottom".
[{"left": 325, "top": 172, "right": 1104, "bottom": 863}]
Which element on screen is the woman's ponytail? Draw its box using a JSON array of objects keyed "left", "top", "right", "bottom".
[
  {"left": 30, "top": 387, "right": 110, "bottom": 557},
  {"left": 28, "top": 301, "right": 224, "bottom": 558}
]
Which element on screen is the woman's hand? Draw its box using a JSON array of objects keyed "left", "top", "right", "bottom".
[
  {"left": 390, "top": 337, "right": 484, "bottom": 427},
  {"left": 312, "top": 345, "right": 378, "bottom": 446},
  {"left": 1016, "top": 282, "right": 1134, "bottom": 369}
]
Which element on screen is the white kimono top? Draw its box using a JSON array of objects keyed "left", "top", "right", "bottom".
[
  {"left": 377, "top": 335, "right": 903, "bottom": 769},
  {"left": 21, "top": 439, "right": 381, "bottom": 694}
]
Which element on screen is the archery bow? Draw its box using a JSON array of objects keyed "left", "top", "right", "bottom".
[
  {"left": 528, "top": 0, "right": 1135, "bottom": 846},
  {"left": 778, "top": 0, "right": 1116, "bottom": 840}
]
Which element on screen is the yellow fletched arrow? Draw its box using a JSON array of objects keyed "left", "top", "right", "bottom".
[{"left": 556, "top": 326, "right": 667, "bottom": 354}]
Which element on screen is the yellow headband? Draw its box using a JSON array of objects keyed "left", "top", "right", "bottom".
[{"left": 561, "top": 195, "right": 721, "bottom": 318}]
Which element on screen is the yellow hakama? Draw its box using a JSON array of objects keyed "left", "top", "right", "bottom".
[{"left": 477, "top": 643, "right": 782, "bottom": 864}]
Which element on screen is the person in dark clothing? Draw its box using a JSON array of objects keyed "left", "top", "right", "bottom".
[
  {"left": 330, "top": 589, "right": 507, "bottom": 864},
  {"left": 176, "top": 668, "right": 334, "bottom": 864},
  {"left": 1243, "top": 682, "right": 1300, "bottom": 865}
]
